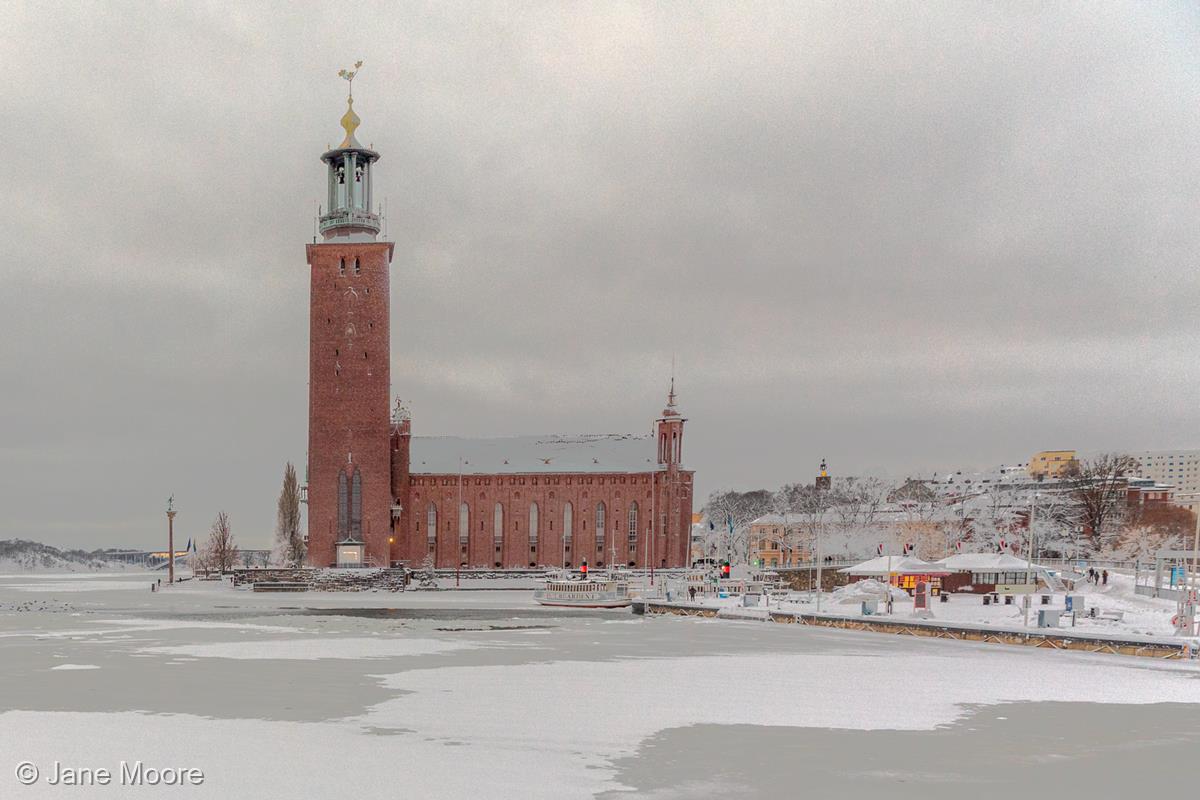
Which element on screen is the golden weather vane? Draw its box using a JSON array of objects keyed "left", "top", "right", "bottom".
[{"left": 337, "top": 60, "right": 364, "bottom": 99}]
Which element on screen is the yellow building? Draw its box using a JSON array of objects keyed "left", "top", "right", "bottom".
[
  {"left": 747, "top": 515, "right": 812, "bottom": 567},
  {"left": 1028, "top": 450, "right": 1077, "bottom": 479}
]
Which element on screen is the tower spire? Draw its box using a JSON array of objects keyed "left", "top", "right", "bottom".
[
  {"left": 336, "top": 60, "right": 365, "bottom": 149},
  {"left": 662, "top": 360, "right": 680, "bottom": 418},
  {"left": 319, "top": 60, "right": 381, "bottom": 239}
]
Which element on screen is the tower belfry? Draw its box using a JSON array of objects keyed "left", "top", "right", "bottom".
[
  {"left": 306, "top": 63, "right": 397, "bottom": 568},
  {"left": 320, "top": 61, "right": 381, "bottom": 240}
]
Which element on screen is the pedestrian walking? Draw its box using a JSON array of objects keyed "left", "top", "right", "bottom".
[
  {"left": 1102, "top": 569, "right": 1108, "bottom": 586},
  {"left": 688, "top": 586, "right": 696, "bottom": 602}
]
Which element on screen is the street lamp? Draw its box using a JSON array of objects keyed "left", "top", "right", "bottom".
[{"left": 165, "top": 495, "right": 177, "bottom": 585}]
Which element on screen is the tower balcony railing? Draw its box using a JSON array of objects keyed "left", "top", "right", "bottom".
[{"left": 319, "top": 209, "right": 381, "bottom": 234}]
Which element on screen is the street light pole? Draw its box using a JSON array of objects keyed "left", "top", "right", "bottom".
[
  {"left": 815, "top": 522, "right": 823, "bottom": 613},
  {"left": 166, "top": 496, "right": 176, "bottom": 586},
  {"left": 1025, "top": 492, "right": 1038, "bottom": 628}
]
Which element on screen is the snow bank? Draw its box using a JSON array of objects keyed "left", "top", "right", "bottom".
[{"left": 830, "top": 579, "right": 909, "bottom": 604}]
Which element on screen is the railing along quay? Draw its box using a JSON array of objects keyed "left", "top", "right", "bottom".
[{"left": 635, "top": 600, "right": 1197, "bottom": 661}]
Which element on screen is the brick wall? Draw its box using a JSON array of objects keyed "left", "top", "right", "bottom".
[
  {"left": 305, "top": 240, "right": 396, "bottom": 567},
  {"left": 394, "top": 469, "right": 693, "bottom": 569}
]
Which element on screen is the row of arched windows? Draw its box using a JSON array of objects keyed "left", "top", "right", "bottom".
[{"left": 420, "top": 500, "right": 642, "bottom": 551}]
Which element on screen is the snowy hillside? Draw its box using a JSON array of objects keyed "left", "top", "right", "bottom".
[{"left": 0, "top": 540, "right": 141, "bottom": 573}]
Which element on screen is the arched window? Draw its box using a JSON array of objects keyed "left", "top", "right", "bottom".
[
  {"left": 627, "top": 502, "right": 638, "bottom": 548},
  {"left": 350, "top": 469, "right": 362, "bottom": 538},
  {"left": 337, "top": 471, "right": 349, "bottom": 537},
  {"left": 459, "top": 502, "right": 469, "bottom": 544},
  {"left": 354, "top": 257, "right": 361, "bottom": 276},
  {"left": 529, "top": 503, "right": 539, "bottom": 546},
  {"left": 493, "top": 503, "right": 504, "bottom": 546},
  {"left": 562, "top": 502, "right": 573, "bottom": 545},
  {"left": 595, "top": 502, "right": 606, "bottom": 550},
  {"left": 338, "top": 257, "right": 346, "bottom": 276},
  {"left": 426, "top": 503, "right": 437, "bottom": 543}
]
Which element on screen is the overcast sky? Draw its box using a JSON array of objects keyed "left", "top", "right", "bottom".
[{"left": 1, "top": 2, "right": 1197, "bottom": 550}]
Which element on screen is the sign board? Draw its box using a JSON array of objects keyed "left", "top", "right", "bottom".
[
  {"left": 1171, "top": 566, "right": 1186, "bottom": 587},
  {"left": 912, "top": 581, "right": 933, "bottom": 618}
]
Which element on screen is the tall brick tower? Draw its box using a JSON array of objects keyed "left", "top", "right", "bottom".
[
  {"left": 305, "top": 65, "right": 395, "bottom": 567},
  {"left": 654, "top": 378, "right": 689, "bottom": 568}
]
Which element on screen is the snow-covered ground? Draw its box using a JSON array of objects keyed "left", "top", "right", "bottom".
[
  {"left": 1, "top": 572, "right": 1200, "bottom": 798},
  {"left": 685, "top": 571, "right": 1194, "bottom": 643}
]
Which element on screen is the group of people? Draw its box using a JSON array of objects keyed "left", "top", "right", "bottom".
[{"left": 1085, "top": 567, "right": 1108, "bottom": 586}]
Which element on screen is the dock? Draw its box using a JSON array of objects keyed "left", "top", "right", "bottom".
[{"left": 634, "top": 600, "right": 1197, "bottom": 660}]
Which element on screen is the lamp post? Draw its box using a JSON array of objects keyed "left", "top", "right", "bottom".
[
  {"left": 166, "top": 495, "right": 176, "bottom": 585},
  {"left": 1024, "top": 492, "right": 1039, "bottom": 628}
]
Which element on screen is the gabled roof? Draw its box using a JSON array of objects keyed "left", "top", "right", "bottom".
[
  {"left": 409, "top": 434, "right": 661, "bottom": 475},
  {"left": 935, "top": 553, "right": 1032, "bottom": 571},
  {"left": 839, "top": 556, "right": 949, "bottom": 576}
]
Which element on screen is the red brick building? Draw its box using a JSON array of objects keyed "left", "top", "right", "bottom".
[{"left": 305, "top": 84, "right": 694, "bottom": 569}]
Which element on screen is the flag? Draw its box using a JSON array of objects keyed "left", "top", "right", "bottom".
[
  {"left": 955, "top": 541, "right": 962, "bottom": 553},
  {"left": 876, "top": 543, "right": 883, "bottom": 556}
]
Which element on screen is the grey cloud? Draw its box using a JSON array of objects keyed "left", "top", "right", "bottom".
[{"left": 0, "top": 2, "right": 1196, "bottom": 548}]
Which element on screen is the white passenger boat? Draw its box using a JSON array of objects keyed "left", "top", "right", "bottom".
[{"left": 533, "top": 575, "right": 632, "bottom": 608}]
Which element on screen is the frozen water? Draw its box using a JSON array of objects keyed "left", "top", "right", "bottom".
[{"left": 0, "top": 571, "right": 1198, "bottom": 799}]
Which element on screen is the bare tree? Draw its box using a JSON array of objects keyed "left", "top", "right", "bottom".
[
  {"left": 192, "top": 544, "right": 213, "bottom": 577},
  {"left": 274, "top": 462, "right": 305, "bottom": 567},
  {"left": 1062, "top": 453, "right": 1140, "bottom": 549},
  {"left": 828, "top": 476, "right": 890, "bottom": 559},
  {"left": 207, "top": 511, "right": 239, "bottom": 573},
  {"left": 1114, "top": 503, "right": 1197, "bottom": 561},
  {"left": 778, "top": 482, "right": 833, "bottom": 562},
  {"left": 702, "top": 489, "right": 776, "bottom": 564}
]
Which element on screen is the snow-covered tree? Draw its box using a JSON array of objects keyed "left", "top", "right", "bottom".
[{"left": 702, "top": 488, "right": 775, "bottom": 564}]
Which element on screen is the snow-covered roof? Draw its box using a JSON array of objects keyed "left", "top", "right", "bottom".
[
  {"left": 934, "top": 553, "right": 1032, "bottom": 571},
  {"left": 750, "top": 513, "right": 804, "bottom": 526},
  {"left": 409, "top": 434, "right": 660, "bottom": 475},
  {"left": 839, "top": 556, "right": 949, "bottom": 576}
]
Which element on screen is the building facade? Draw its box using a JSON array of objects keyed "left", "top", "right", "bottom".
[
  {"left": 304, "top": 84, "right": 694, "bottom": 569},
  {"left": 389, "top": 400, "right": 693, "bottom": 569},
  {"left": 1028, "top": 450, "right": 1077, "bottom": 479},
  {"left": 1134, "top": 449, "right": 1200, "bottom": 512}
]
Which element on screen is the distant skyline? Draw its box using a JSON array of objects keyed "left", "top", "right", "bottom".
[{"left": 1, "top": 3, "right": 1197, "bottom": 549}]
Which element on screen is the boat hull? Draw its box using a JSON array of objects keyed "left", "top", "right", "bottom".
[{"left": 533, "top": 598, "right": 632, "bottom": 609}]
